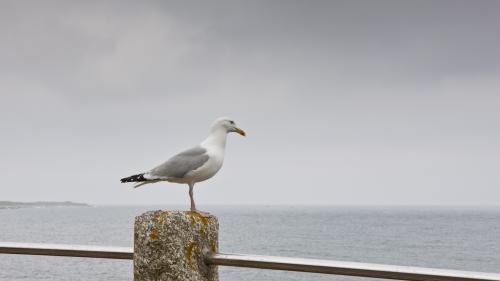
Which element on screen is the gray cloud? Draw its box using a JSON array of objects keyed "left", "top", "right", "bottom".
[{"left": 0, "top": 0, "right": 499, "bottom": 206}]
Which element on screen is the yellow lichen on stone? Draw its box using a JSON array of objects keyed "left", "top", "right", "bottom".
[
  {"left": 210, "top": 240, "right": 217, "bottom": 253},
  {"left": 184, "top": 241, "right": 198, "bottom": 265},
  {"left": 153, "top": 212, "right": 167, "bottom": 225},
  {"left": 189, "top": 214, "right": 196, "bottom": 225},
  {"left": 186, "top": 211, "right": 210, "bottom": 227},
  {"left": 149, "top": 228, "right": 159, "bottom": 240},
  {"left": 186, "top": 211, "right": 211, "bottom": 238}
]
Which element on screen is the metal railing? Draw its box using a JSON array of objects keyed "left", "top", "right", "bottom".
[
  {"left": 0, "top": 242, "right": 132, "bottom": 260},
  {"left": 1, "top": 242, "right": 500, "bottom": 281}
]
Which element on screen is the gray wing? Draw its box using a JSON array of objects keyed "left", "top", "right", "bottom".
[{"left": 146, "top": 146, "right": 209, "bottom": 179}]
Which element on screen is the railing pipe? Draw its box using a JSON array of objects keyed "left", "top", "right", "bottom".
[
  {"left": 0, "top": 242, "right": 133, "bottom": 260},
  {"left": 207, "top": 253, "right": 500, "bottom": 281}
]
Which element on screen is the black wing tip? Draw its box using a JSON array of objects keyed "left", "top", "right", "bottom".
[{"left": 120, "top": 173, "right": 146, "bottom": 183}]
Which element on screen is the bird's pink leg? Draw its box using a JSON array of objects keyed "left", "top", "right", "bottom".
[
  {"left": 188, "top": 183, "right": 211, "bottom": 216},
  {"left": 189, "top": 183, "right": 196, "bottom": 211}
]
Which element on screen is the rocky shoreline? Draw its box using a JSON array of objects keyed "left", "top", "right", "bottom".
[{"left": 0, "top": 201, "right": 90, "bottom": 209}]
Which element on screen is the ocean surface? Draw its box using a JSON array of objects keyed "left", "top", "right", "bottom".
[{"left": 0, "top": 206, "right": 499, "bottom": 280}]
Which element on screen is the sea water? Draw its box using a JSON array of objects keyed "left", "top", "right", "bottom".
[{"left": 0, "top": 206, "right": 499, "bottom": 280}]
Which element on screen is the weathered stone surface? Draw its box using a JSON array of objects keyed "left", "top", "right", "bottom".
[{"left": 134, "top": 210, "right": 219, "bottom": 281}]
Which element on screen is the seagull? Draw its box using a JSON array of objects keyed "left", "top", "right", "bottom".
[{"left": 120, "top": 117, "right": 246, "bottom": 212}]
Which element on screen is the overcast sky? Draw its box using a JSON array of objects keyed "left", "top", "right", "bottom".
[{"left": 1, "top": 0, "right": 499, "bottom": 206}]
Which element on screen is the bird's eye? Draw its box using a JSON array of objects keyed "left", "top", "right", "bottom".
[{"left": 229, "top": 120, "right": 234, "bottom": 124}]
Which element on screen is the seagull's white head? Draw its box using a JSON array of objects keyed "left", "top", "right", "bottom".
[{"left": 211, "top": 117, "right": 246, "bottom": 136}]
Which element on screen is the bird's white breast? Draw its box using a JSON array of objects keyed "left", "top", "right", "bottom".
[{"left": 185, "top": 145, "right": 225, "bottom": 183}]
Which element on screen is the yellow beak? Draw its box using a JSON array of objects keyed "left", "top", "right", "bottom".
[{"left": 234, "top": 127, "right": 246, "bottom": 136}]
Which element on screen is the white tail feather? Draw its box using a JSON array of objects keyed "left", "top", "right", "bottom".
[{"left": 133, "top": 180, "right": 161, "bottom": 188}]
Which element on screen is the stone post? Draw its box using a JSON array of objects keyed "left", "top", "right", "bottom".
[{"left": 134, "top": 210, "right": 219, "bottom": 281}]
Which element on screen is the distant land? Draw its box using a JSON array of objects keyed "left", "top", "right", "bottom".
[{"left": 0, "top": 201, "right": 90, "bottom": 209}]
